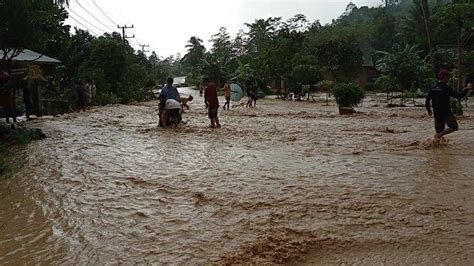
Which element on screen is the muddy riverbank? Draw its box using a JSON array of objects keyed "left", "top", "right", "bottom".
[{"left": 1, "top": 93, "right": 473, "bottom": 264}]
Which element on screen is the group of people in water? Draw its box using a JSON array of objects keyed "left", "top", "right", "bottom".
[
  {"left": 0, "top": 70, "right": 35, "bottom": 124},
  {"left": 159, "top": 70, "right": 472, "bottom": 142},
  {"left": 1, "top": 69, "right": 472, "bottom": 143},
  {"left": 158, "top": 77, "right": 221, "bottom": 128},
  {"left": 157, "top": 77, "right": 264, "bottom": 128}
]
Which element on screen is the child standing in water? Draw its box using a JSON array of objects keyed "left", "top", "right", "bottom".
[
  {"left": 426, "top": 70, "right": 471, "bottom": 140},
  {"left": 203, "top": 77, "right": 220, "bottom": 128}
]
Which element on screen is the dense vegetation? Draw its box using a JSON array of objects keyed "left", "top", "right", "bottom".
[
  {"left": 0, "top": 0, "right": 185, "bottom": 109},
  {"left": 182, "top": 0, "right": 473, "bottom": 95},
  {"left": 0, "top": 0, "right": 473, "bottom": 108}
]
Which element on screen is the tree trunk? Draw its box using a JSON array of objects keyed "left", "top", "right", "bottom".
[{"left": 420, "top": 0, "right": 435, "bottom": 53}]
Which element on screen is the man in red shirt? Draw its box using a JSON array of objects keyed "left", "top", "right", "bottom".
[{"left": 203, "top": 77, "right": 221, "bottom": 128}]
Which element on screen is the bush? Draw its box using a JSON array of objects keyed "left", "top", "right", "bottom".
[
  {"left": 331, "top": 83, "right": 365, "bottom": 108},
  {"left": 96, "top": 93, "right": 120, "bottom": 105},
  {"left": 318, "top": 80, "right": 334, "bottom": 93},
  {"left": 450, "top": 98, "right": 463, "bottom": 115},
  {"left": 406, "top": 88, "right": 426, "bottom": 99}
]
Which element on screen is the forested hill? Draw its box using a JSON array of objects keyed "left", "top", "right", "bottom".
[{"left": 1, "top": 0, "right": 472, "bottom": 107}]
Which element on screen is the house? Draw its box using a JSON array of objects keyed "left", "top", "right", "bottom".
[
  {"left": 0, "top": 49, "right": 61, "bottom": 117},
  {"left": 357, "top": 43, "right": 379, "bottom": 86}
]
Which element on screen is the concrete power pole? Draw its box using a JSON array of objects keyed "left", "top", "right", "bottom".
[
  {"left": 140, "top": 44, "right": 150, "bottom": 53},
  {"left": 117, "top": 24, "right": 135, "bottom": 42}
]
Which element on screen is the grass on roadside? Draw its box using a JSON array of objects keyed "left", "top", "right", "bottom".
[{"left": 0, "top": 126, "right": 46, "bottom": 177}]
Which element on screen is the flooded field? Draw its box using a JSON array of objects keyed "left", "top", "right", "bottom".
[{"left": 1, "top": 90, "right": 474, "bottom": 264}]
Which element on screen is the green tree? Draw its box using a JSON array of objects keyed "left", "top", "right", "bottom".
[
  {"left": 401, "top": 1, "right": 430, "bottom": 52},
  {"left": 376, "top": 44, "right": 433, "bottom": 93},
  {"left": 432, "top": 2, "right": 474, "bottom": 88},
  {"left": 290, "top": 64, "right": 323, "bottom": 92},
  {"left": 314, "top": 38, "right": 363, "bottom": 82},
  {"left": 182, "top": 36, "right": 206, "bottom": 85},
  {"left": 0, "top": 0, "right": 68, "bottom": 64},
  {"left": 182, "top": 36, "right": 206, "bottom": 70},
  {"left": 209, "top": 27, "right": 234, "bottom": 77}
]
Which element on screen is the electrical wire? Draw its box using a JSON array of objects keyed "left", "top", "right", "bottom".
[
  {"left": 70, "top": 1, "right": 150, "bottom": 54},
  {"left": 67, "top": 7, "right": 108, "bottom": 35},
  {"left": 90, "top": 0, "right": 118, "bottom": 26},
  {"left": 76, "top": 0, "right": 116, "bottom": 32},
  {"left": 68, "top": 14, "right": 100, "bottom": 36}
]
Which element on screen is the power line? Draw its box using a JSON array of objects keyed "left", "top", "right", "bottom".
[
  {"left": 67, "top": 7, "right": 108, "bottom": 34},
  {"left": 88, "top": 0, "right": 150, "bottom": 55},
  {"left": 134, "top": 38, "right": 141, "bottom": 47},
  {"left": 91, "top": 0, "right": 118, "bottom": 26},
  {"left": 74, "top": 1, "right": 150, "bottom": 55},
  {"left": 75, "top": 0, "right": 116, "bottom": 32},
  {"left": 68, "top": 15, "right": 99, "bottom": 36}
]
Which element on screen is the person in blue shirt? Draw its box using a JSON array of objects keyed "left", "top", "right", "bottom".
[{"left": 160, "top": 77, "right": 180, "bottom": 102}]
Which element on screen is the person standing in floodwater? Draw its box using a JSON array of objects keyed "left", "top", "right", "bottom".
[
  {"left": 22, "top": 85, "right": 33, "bottom": 119},
  {"left": 84, "top": 80, "right": 93, "bottom": 108},
  {"left": 90, "top": 80, "right": 97, "bottom": 105},
  {"left": 245, "top": 80, "right": 255, "bottom": 108},
  {"left": 203, "top": 77, "right": 221, "bottom": 128},
  {"left": 426, "top": 70, "right": 471, "bottom": 140},
  {"left": 223, "top": 80, "right": 231, "bottom": 110},
  {"left": 0, "top": 70, "right": 16, "bottom": 123},
  {"left": 76, "top": 81, "right": 87, "bottom": 112}
]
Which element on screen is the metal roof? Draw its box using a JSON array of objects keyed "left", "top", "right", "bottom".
[{"left": 1, "top": 49, "right": 61, "bottom": 64}]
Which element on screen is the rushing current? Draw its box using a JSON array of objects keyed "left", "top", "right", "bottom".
[{"left": 1, "top": 89, "right": 473, "bottom": 264}]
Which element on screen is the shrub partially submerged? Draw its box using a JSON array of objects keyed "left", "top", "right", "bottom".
[{"left": 331, "top": 83, "right": 365, "bottom": 108}]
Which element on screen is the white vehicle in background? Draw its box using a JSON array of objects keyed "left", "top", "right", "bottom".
[{"left": 173, "top": 76, "right": 187, "bottom": 87}]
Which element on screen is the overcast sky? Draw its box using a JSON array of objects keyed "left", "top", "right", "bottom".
[{"left": 65, "top": 0, "right": 382, "bottom": 58}]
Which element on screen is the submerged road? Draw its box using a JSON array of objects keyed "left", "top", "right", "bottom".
[{"left": 1, "top": 92, "right": 473, "bottom": 264}]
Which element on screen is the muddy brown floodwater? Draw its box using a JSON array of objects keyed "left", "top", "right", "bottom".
[{"left": 1, "top": 90, "right": 474, "bottom": 264}]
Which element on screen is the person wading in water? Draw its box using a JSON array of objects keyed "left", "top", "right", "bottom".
[
  {"left": 426, "top": 70, "right": 471, "bottom": 141},
  {"left": 203, "top": 77, "right": 221, "bottom": 128}
]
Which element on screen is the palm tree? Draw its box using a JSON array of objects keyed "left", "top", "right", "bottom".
[{"left": 53, "top": 0, "right": 69, "bottom": 6}]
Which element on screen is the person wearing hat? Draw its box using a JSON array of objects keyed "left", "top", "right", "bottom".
[{"left": 425, "top": 70, "right": 471, "bottom": 140}]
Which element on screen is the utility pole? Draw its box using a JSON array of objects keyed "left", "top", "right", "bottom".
[
  {"left": 139, "top": 44, "right": 150, "bottom": 53},
  {"left": 117, "top": 24, "right": 135, "bottom": 42}
]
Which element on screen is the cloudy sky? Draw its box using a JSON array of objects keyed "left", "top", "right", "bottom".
[{"left": 65, "top": 0, "right": 382, "bottom": 58}]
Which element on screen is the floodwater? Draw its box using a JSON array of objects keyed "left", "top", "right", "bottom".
[{"left": 1, "top": 89, "right": 473, "bottom": 264}]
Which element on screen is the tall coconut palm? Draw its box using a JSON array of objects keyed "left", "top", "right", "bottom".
[{"left": 53, "top": 0, "right": 69, "bottom": 6}]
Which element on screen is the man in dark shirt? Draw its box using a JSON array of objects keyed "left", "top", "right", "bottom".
[
  {"left": 426, "top": 70, "right": 471, "bottom": 139},
  {"left": 22, "top": 85, "right": 33, "bottom": 118},
  {"left": 203, "top": 77, "right": 221, "bottom": 128}
]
